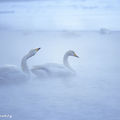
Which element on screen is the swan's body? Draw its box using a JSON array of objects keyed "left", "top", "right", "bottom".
[
  {"left": 0, "top": 65, "right": 27, "bottom": 84},
  {"left": 0, "top": 48, "right": 40, "bottom": 83},
  {"left": 31, "top": 50, "right": 79, "bottom": 78}
]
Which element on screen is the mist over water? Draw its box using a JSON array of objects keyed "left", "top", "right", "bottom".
[
  {"left": 0, "top": 0, "right": 120, "bottom": 120},
  {"left": 0, "top": 30, "right": 120, "bottom": 120}
]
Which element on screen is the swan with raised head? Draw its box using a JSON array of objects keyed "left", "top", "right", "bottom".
[
  {"left": 31, "top": 50, "right": 79, "bottom": 78},
  {"left": 0, "top": 48, "right": 40, "bottom": 83}
]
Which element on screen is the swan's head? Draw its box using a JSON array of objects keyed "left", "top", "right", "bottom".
[
  {"left": 28, "top": 48, "right": 40, "bottom": 57},
  {"left": 67, "top": 50, "right": 79, "bottom": 58}
]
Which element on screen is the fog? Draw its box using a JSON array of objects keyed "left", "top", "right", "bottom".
[
  {"left": 0, "top": 0, "right": 120, "bottom": 31},
  {"left": 0, "top": 0, "right": 120, "bottom": 120}
]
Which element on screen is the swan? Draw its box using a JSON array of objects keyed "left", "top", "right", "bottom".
[
  {"left": 0, "top": 48, "right": 40, "bottom": 83},
  {"left": 31, "top": 50, "right": 79, "bottom": 78}
]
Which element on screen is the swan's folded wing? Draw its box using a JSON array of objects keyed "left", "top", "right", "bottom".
[
  {"left": 31, "top": 65, "right": 52, "bottom": 78},
  {"left": 31, "top": 63, "right": 65, "bottom": 73},
  {"left": 31, "top": 65, "right": 50, "bottom": 73},
  {"left": 31, "top": 63, "right": 73, "bottom": 78},
  {"left": 0, "top": 65, "right": 27, "bottom": 82}
]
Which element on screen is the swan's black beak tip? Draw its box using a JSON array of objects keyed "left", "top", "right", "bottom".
[
  {"left": 75, "top": 55, "right": 79, "bottom": 58},
  {"left": 36, "top": 48, "right": 41, "bottom": 51}
]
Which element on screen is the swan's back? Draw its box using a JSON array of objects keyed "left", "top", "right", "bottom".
[
  {"left": 31, "top": 65, "right": 50, "bottom": 78},
  {"left": 31, "top": 63, "right": 75, "bottom": 78}
]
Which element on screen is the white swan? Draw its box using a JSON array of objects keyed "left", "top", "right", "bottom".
[
  {"left": 31, "top": 50, "right": 79, "bottom": 78},
  {"left": 0, "top": 48, "right": 40, "bottom": 83}
]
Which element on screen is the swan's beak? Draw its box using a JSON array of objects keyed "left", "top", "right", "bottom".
[
  {"left": 36, "top": 48, "right": 40, "bottom": 52},
  {"left": 74, "top": 53, "right": 79, "bottom": 58}
]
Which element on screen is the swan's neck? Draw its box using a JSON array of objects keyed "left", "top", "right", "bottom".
[
  {"left": 21, "top": 53, "right": 31, "bottom": 74},
  {"left": 63, "top": 53, "right": 74, "bottom": 71}
]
